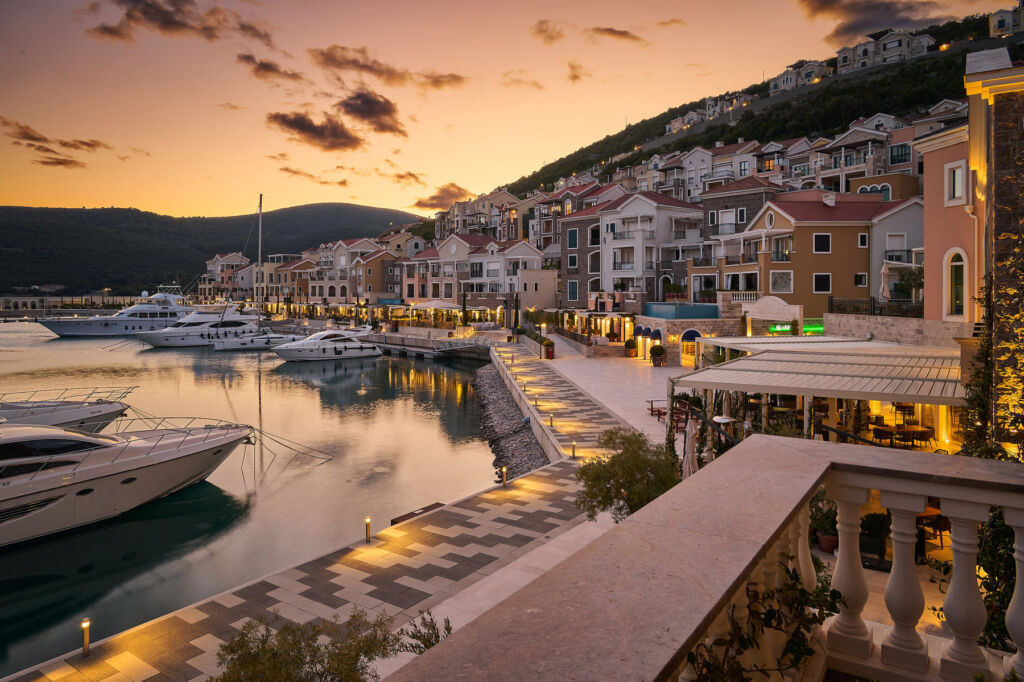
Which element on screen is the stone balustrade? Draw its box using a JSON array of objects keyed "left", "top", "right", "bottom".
[{"left": 388, "top": 435, "right": 1024, "bottom": 682}]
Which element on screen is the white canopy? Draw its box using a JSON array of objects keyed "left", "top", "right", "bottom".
[
  {"left": 673, "top": 349, "right": 965, "bottom": 406},
  {"left": 411, "top": 300, "right": 461, "bottom": 310}
]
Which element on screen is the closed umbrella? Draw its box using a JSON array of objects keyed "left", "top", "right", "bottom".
[
  {"left": 878, "top": 263, "right": 891, "bottom": 302},
  {"left": 683, "top": 416, "right": 700, "bottom": 479}
]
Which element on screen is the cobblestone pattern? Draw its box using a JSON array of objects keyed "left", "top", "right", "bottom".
[{"left": 8, "top": 462, "right": 583, "bottom": 682}]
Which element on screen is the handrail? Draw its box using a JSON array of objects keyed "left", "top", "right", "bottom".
[
  {"left": 0, "top": 386, "right": 138, "bottom": 404},
  {"left": 812, "top": 421, "right": 876, "bottom": 447}
]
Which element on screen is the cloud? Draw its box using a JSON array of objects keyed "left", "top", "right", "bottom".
[
  {"left": 218, "top": 102, "right": 243, "bottom": 110},
  {"left": 336, "top": 89, "right": 406, "bottom": 136},
  {"left": 56, "top": 138, "right": 113, "bottom": 151},
  {"left": 278, "top": 166, "right": 348, "bottom": 187},
  {"left": 0, "top": 117, "right": 50, "bottom": 143},
  {"left": 794, "top": 0, "right": 953, "bottom": 46},
  {"left": 130, "top": 145, "right": 150, "bottom": 156},
  {"left": 236, "top": 53, "right": 304, "bottom": 82},
  {"left": 26, "top": 143, "right": 65, "bottom": 155},
  {"left": 34, "top": 156, "right": 87, "bottom": 169},
  {"left": 308, "top": 44, "right": 467, "bottom": 90},
  {"left": 586, "top": 26, "right": 647, "bottom": 43},
  {"left": 83, "top": 0, "right": 276, "bottom": 47},
  {"left": 656, "top": 18, "right": 685, "bottom": 28},
  {"left": 267, "top": 152, "right": 289, "bottom": 161},
  {"left": 73, "top": 1, "right": 101, "bottom": 20},
  {"left": 685, "top": 62, "right": 706, "bottom": 69},
  {"left": 530, "top": 19, "right": 565, "bottom": 44},
  {"left": 413, "top": 182, "right": 473, "bottom": 210},
  {"left": 382, "top": 170, "right": 425, "bottom": 187},
  {"left": 567, "top": 60, "right": 591, "bottom": 83},
  {"left": 500, "top": 69, "right": 544, "bottom": 90},
  {"left": 266, "top": 110, "right": 363, "bottom": 151}
]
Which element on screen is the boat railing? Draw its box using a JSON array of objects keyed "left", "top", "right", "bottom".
[
  {"left": 0, "top": 386, "right": 138, "bottom": 405},
  {"left": 104, "top": 417, "right": 252, "bottom": 467}
]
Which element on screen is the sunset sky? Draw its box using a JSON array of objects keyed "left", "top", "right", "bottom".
[{"left": 0, "top": 0, "right": 1000, "bottom": 218}]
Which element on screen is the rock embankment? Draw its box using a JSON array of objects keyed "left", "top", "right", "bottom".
[{"left": 473, "top": 364, "right": 549, "bottom": 478}]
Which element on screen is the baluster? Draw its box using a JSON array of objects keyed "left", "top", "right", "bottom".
[
  {"left": 794, "top": 506, "right": 816, "bottom": 590},
  {"left": 747, "top": 560, "right": 775, "bottom": 676},
  {"left": 678, "top": 609, "right": 730, "bottom": 681},
  {"left": 761, "top": 540, "right": 787, "bottom": 667},
  {"left": 1004, "top": 507, "right": 1024, "bottom": 678},
  {"left": 939, "top": 499, "right": 990, "bottom": 680},
  {"left": 826, "top": 483, "right": 873, "bottom": 657},
  {"left": 732, "top": 581, "right": 757, "bottom": 672},
  {"left": 880, "top": 491, "right": 929, "bottom": 673}
]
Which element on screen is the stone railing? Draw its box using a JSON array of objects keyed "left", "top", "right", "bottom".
[{"left": 388, "top": 436, "right": 1024, "bottom": 682}]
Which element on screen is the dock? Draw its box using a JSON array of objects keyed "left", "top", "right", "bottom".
[{"left": 365, "top": 332, "right": 492, "bottom": 360}]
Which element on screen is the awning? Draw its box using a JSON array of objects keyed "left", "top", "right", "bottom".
[
  {"left": 672, "top": 349, "right": 965, "bottom": 406},
  {"left": 637, "top": 326, "right": 650, "bottom": 337},
  {"left": 651, "top": 329, "right": 663, "bottom": 341},
  {"left": 695, "top": 336, "right": 954, "bottom": 355},
  {"left": 411, "top": 300, "right": 461, "bottom": 310}
]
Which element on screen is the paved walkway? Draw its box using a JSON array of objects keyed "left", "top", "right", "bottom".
[{"left": 8, "top": 462, "right": 586, "bottom": 682}]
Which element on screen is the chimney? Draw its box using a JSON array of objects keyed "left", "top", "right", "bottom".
[
  {"left": 715, "top": 141, "right": 724, "bottom": 148},
  {"left": 737, "top": 137, "right": 744, "bottom": 143},
  {"left": 822, "top": 192, "right": 836, "bottom": 207}
]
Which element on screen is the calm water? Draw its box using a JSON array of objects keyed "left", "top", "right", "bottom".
[{"left": 0, "top": 322, "right": 495, "bottom": 675}]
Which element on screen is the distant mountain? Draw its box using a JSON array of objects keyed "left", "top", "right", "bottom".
[{"left": 0, "top": 203, "right": 420, "bottom": 294}]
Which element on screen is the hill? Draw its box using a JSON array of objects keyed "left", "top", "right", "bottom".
[{"left": 0, "top": 203, "right": 419, "bottom": 294}]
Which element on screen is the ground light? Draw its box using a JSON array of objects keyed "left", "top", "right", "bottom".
[
  {"left": 501, "top": 466, "right": 508, "bottom": 487},
  {"left": 364, "top": 516, "right": 371, "bottom": 543},
  {"left": 81, "top": 618, "right": 90, "bottom": 657},
  {"left": 572, "top": 441, "right": 576, "bottom": 458}
]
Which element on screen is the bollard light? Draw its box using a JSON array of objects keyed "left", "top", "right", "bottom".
[
  {"left": 81, "top": 618, "right": 91, "bottom": 657},
  {"left": 549, "top": 414, "right": 553, "bottom": 428},
  {"left": 534, "top": 395, "right": 539, "bottom": 408},
  {"left": 501, "top": 466, "right": 508, "bottom": 487},
  {"left": 572, "top": 441, "right": 576, "bottom": 459},
  {"left": 364, "top": 516, "right": 371, "bottom": 544}
]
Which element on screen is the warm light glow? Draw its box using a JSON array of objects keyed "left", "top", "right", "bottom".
[{"left": 81, "top": 618, "right": 90, "bottom": 629}]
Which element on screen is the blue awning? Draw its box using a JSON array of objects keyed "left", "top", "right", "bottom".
[
  {"left": 638, "top": 326, "right": 650, "bottom": 337},
  {"left": 651, "top": 329, "right": 663, "bottom": 341},
  {"left": 682, "top": 329, "right": 703, "bottom": 342}
]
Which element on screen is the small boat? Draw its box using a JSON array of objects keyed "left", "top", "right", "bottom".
[
  {"left": 0, "top": 386, "right": 135, "bottom": 433},
  {"left": 35, "top": 287, "right": 192, "bottom": 337},
  {"left": 212, "top": 332, "right": 306, "bottom": 351},
  {"left": 273, "top": 327, "right": 380, "bottom": 362},
  {"left": 0, "top": 419, "right": 253, "bottom": 548},
  {"left": 134, "top": 304, "right": 260, "bottom": 348}
]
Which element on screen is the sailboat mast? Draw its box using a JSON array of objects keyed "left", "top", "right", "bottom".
[{"left": 257, "top": 194, "right": 263, "bottom": 324}]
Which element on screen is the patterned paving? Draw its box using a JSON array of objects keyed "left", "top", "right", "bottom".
[
  {"left": 493, "top": 343, "right": 633, "bottom": 458},
  {"left": 7, "top": 462, "right": 583, "bottom": 682}
]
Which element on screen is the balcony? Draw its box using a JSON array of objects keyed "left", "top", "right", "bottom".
[
  {"left": 611, "top": 262, "right": 635, "bottom": 271},
  {"left": 691, "top": 256, "right": 715, "bottom": 267},
  {"left": 659, "top": 260, "right": 676, "bottom": 269},
  {"left": 771, "top": 251, "right": 792, "bottom": 263},
  {"left": 392, "top": 435, "right": 1024, "bottom": 682},
  {"left": 710, "top": 223, "right": 737, "bottom": 236},
  {"left": 723, "top": 254, "right": 742, "bottom": 265},
  {"left": 829, "top": 296, "right": 924, "bottom": 318},
  {"left": 485, "top": 270, "right": 499, "bottom": 278},
  {"left": 612, "top": 230, "right": 656, "bottom": 241},
  {"left": 700, "top": 168, "right": 736, "bottom": 180},
  {"left": 741, "top": 250, "right": 760, "bottom": 264},
  {"left": 644, "top": 261, "right": 655, "bottom": 270},
  {"left": 884, "top": 249, "right": 914, "bottom": 263}
]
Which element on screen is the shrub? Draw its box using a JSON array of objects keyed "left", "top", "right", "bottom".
[
  {"left": 649, "top": 344, "right": 666, "bottom": 358},
  {"left": 623, "top": 338, "right": 637, "bottom": 350}
]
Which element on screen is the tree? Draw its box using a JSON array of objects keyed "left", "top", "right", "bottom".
[
  {"left": 574, "top": 428, "right": 680, "bottom": 522},
  {"left": 893, "top": 267, "right": 924, "bottom": 300}
]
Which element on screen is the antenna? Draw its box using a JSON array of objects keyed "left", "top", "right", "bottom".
[{"left": 257, "top": 194, "right": 263, "bottom": 328}]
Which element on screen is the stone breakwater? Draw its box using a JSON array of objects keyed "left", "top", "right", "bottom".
[{"left": 473, "top": 363, "right": 550, "bottom": 477}]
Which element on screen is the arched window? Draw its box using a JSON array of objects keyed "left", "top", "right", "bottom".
[
  {"left": 948, "top": 253, "right": 964, "bottom": 316},
  {"left": 879, "top": 184, "right": 891, "bottom": 201}
]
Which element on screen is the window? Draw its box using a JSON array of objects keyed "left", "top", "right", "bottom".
[
  {"left": 737, "top": 208, "right": 747, "bottom": 223},
  {"left": 367, "top": 285, "right": 372, "bottom": 292},
  {"left": 534, "top": 282, "right": 539, "bottom": 291},
  {"left": 812, "top": 273, "right": 832, "bottom": 294},
  {"left": 568, "top": 280, "right": 579, "bottom": 301},
  {"left": 739, "top": 161, "right": 749, "bottom": 177},
  {"left": 567, "top": 254, "right": 578, "bottom": 269},
  {"left": 769, "top": 271, "right": 793, "bottom": 294},
  {"left": 766, "top": 212, "right": 775, "bottom": 228},
  {"left": 945, "top": 161, "right": 966, "bottom": 206},
  {"left": 708, "top": 212, "right": 716, "bottom": 226},
  {"left": 812, "top": 233, "right": 831, "bottom": 254},
  {"left": 889, "top": 143, "right": 911, "bottom": 165},
  {"left": 948, "top": 252, "right": 964, "bottom": 316},
  {"left": 589, "top": 226, "right": 600, "bottom": 246},
  {"left": 606, "top": 221, "right": 616, "bottom": 234},
  {"left": 854, "top": 273, "right": 868, "bottom": 287},
  {"left": 763, "top": 158, "right": 775, "bottom": 172},
  {"left": 858, "top": 233, "right": 868, "bottom": 248},
  {"left": 567, "top": 228, "right": 578, "bottom": 249},
  {"left": 564, "top": 200, "right": 572, "bottom": 215},
  {"left": 842, "top": 55, "right": 848, "bottom": 64},
  {"left": 367, "top": 268, "right": 372, "bottom": 275}
]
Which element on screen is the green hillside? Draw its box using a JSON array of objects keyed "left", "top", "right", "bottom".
[{"left": 0, "top": 203, "right": 419, "bottom": 294}]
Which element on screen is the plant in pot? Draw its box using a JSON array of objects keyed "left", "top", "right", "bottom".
[
  {"left": 623, "top": 337, "right": 638, "bottom": 358},
  {"left": 649, "top": 343, "right": 666, "bottom": 366},
  {"left": 809, "top": 487, "right": 838, "bottom": 552}
]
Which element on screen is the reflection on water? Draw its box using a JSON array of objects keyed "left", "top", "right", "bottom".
[
  {"left": 0, "top": 323, "right": 493, "bottom": 675},
  {"left": 0, "top": 483, "right": 249, "bottom": 660}
]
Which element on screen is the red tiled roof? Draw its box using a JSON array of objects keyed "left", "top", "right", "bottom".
[
  {"left": 700, "top": 176, "right": 782, "bottom": 196},
  {"left": 559, "top": 198, "right": 622, "bottom": 219},
  {"left": 771, "top": 196, "right": 914, "bottom": 222},
  {"left": 412, "top": 247, "right": 439, "bottom": 259},
  {"left": 456, "top": 234, "right": 497, "bottom": 247},
  {"left": 633, "top": 191, "right": 701, "bottom": 209},
  {"left": 710, "top": 140, "right": 759, "bottom": 157},
  {"left": 278, "top": 259, "right": 314, "bottom": 269}
]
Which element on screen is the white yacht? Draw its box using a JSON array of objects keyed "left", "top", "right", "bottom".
[
  {"left": 35, "top": 287, "right": 192, "bottom": 337},
  {"left": 273, "top": 327, "right": 380, "bottom": 362},
  {"left": 0, "top": 387, "right": 134, "bottom": 433},
  {"left": 0, "top": 420, "right": 252, "bottom": 547},
  {"left": 212, "top": 332, "right": 305, "bottom": 351},
  {"left": 134, "top": 304, "right": 260, "bottom": 348}
]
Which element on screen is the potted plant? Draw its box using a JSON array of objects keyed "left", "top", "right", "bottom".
[
  {"left": 809, "top": 488, "right": 838, "bottom": 552},
  {"left": 649, "top": 343, "right": 666, "bottom": 366},
  {"left": 543, "top": 338, "right": 554, "bottom": 359},
  {"left": 623, "top": 337, "right": 638, "bottom": 358}
]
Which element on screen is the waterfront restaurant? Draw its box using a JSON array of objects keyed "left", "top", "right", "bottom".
[{"left": 670, "top": 343, "right": 965, "bottom": 450}]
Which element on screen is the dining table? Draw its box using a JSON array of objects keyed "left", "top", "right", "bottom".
[{"left": 872, "top": 423, "right": 931, "bottom": 448}]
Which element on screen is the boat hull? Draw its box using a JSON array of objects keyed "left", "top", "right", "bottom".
[
  {"left": 0, "top": 432, "right": 247, "bottom": 548},
  {"left": 274, "top": 343, "right": 382, "bottom": 362},
  {"left": 0, "top": 401, "right": 128, "bottom": 433},
  {"left": 136, "top": 325, "right": 260, "bottom": 348},
  {"left": 212, "top": 334, "right": 305, "bottom": 351},
  {"left": 36, "top": 318, "right": 181, "bottom": 337}
]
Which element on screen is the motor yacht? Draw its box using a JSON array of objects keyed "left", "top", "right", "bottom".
[
  {"left": 134, "top": 304, "right": 259, "bottom": 348},
  {"left": 212, "top": 331, "right": 306, "bottom": 351},
  {"left": 0, "top": 387, "right": 134, "bottom": 433},
  {"left": 0, "top": 419, "right": 252, "bottom": 547},
  {"left": 272, "top": 327, "right": 380, "bottom": 362},
  {"left": 35, "top": 287, "right": 192, "bottom": 337}
]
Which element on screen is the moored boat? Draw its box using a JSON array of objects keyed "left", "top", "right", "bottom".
[
  {"left": 272, "top": 327, "right": 380, "bottom": 362},
  {"left": 212, "top": 332, "right": 306, "bottom": 351},
  {"left": 0, "top": 386, "right": 135, "bottom": 433},
  {"left": 35, "top": 287, "right": 191, "bottom": 337},
  {"left": 134, "top": 304, "right": 259, "bottom": 348}
]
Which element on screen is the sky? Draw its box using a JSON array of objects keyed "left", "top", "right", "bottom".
[{"left": 0, "top": 0, "right": 1002, "bottom": 218}]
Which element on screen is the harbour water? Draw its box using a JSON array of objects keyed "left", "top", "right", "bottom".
[{"left": 0, "top": 323, "right": 497, "bottom": 676}]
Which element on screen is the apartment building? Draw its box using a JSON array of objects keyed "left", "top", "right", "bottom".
[
  {"left": 703, "top": 139, "right": 761, "bottom": 192},
  {"left": 558, "top": 191, "right": 702, "bottom": 308},
  {"left": 665, "top": 110, "right": 707, "bottom": 134},
  {"left": 378, "top": 231, "right": 426, "bottom": 259},
  {"left": 197, "top": 252, "right": 250, "bottom": 301},
  {"left": 989, "top": 1, "right": 1024, "bottom": 37},
  {"left": 350, "top": 250, "right": 404, "bottom": 304},
  {"left": 687, "top": 190, "right": 922, "bottom": 316},
  {"left": 836, "top": 29, "right": 935, "bottom": 74},
  {"left": 769, "top": 59, "right": 832, "bottom": 96},
  {"left": 462, "top": 239, "right": 557, "bottom": 310}
]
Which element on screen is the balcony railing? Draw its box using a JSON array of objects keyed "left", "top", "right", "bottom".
[
  {"left": 612, "top": 230, "right": 656, "bottom": 241},
  {"left": 741, "top": 251, "right": 759, "bottom": 264},
  {"left": 611, "top": 262, "right": 635, "bottom": 271},
  {"left": 692, "top": 256, "right": 715, "bottom": 267},
  {"left": 485, "top": 270, "right": 499, "bottom": 278},
  {"left": 700, "top": 168, "right": 735, "bottom": 180},
  {"left": 644, "top": 261, "right": 655, "bottom": 270},
  {"left": 723, "top": 255, "right": 742, "bottom": 265},
  {"left": 659, "top": 260, "right": 676, "bottom": 269},
  {"left": 828, "top": 296, "right": 924, "bottom": 318},
  {"left": 711, "top": 223, "right": 737, "bottom": 236},
  {"left": 884, "top": 249, "right": 914, "bottom": 263},
  {"left": 771, "top": 251, "right": 792, "bottom": 262},
  {"left": 390, "top": 434, "right": 1024, "bottom": 682}
]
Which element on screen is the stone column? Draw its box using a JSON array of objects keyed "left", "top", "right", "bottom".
[
  {"left": 880, "top": 491, "right": 929, "bottom": 673},
  {"left": 826, "top": 483, "right": 873, "bottom": 657},
  {"left": 939, "top": 499, "right": 991, "bottom": 680}
]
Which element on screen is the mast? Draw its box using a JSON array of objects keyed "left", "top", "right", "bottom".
[{"left": 257, "top": 194, "right": 263, "bottom": 328}]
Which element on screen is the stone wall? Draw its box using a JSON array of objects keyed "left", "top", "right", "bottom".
[{"left": 823, "top": 313, "right": 972, "bottom": 348}]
